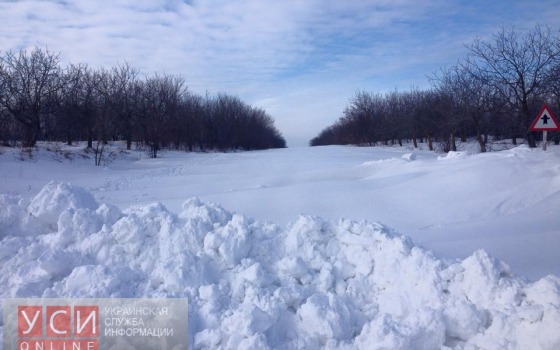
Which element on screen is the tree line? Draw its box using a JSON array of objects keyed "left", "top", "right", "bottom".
[
  {"left": 310, "top": 26, "right": 560, "bottom": 152},
  {"left": 0, "top": 48, "right": 286, "bottom": 158}
]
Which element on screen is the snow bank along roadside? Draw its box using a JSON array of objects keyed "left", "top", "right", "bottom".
[{"left": 1, "top": 182, "right": 559, "bottom": 349}]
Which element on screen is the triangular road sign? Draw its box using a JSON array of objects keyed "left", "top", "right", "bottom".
[{"left": 530, "top": 104, "right": 560, "bottom": 131}]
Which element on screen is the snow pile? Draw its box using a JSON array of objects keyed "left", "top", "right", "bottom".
[
  {"left": 1, "top": 182, "right": 559, "bottom": 349},
  {"left": 437, "top": 151, "right": 469, "bottom": 160},
  {"left": 401, "top": 152, "right": 416, "bottom": 162}
]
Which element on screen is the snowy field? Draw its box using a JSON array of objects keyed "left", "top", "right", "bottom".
[{"left": 1, "top": 142, "right": 559, "bottom": 349}]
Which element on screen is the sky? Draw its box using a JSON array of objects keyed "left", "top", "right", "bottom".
[{"left": 1, "top": 0, "right": 559, "bottom": 146}]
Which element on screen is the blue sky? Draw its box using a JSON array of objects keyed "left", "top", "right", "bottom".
[{"left": 1, "top": 0, "right": 559, "bottom": 146}]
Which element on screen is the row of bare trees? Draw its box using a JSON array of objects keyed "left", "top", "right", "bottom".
[
  {"left": 311, "top": 26, "right": 560, "bottom": 152},
  {"left": 0, "top": 48, "right": 286, "bottom": 157}
]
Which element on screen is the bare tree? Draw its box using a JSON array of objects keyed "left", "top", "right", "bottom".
[
  {"left": 465, "top": 26, "right": 560, "bottom": 147},
  {"left": 435, "top": 64, "right": 499, "bottom": 152},
  {"left": 0, "top": 57, "right": 11, "bottom": 144},
  {"left": 138, "top": 74, "right": 187, "bottom": 158},
  {"left": 110, "top": 62, "right": 139, "bottom": 150},
  {"left": 178, "top": 92, "right": 205, "bottom": 151},
  {"left": 90, "top": 68, "right": 113, "bottom": 147},
  {"left": 0, "top": 47, "right": 63, "bottom": 147},
  {"left": 56, "top": 63, "right": 102, "bottom": 146},
  {"left": 342, "top": 91, "right": 382, "bottom": 146},
  {"left": 385, "top": 90, "right": 409, "bottom": 146},
  {"left": 550, "top": 59, "right": 560, "bottom": 108},
  {"left": 0, "top": 48, "right": 287, "bottom": 154}
]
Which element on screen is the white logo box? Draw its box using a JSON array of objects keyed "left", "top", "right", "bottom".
[{"left": 3, "top": 298, "right": 188, "bottom": 350}]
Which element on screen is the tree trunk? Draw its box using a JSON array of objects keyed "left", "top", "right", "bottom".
[
  {"left": 476, "top": 131, "right": 486, "bottom": 153},
  {"left": 450, "top": 132, "right": 457, "bottom": 152},
  {"left": 425, "top": 130, "right": 433, "bottom": 151},
  {"left": 23, "top": 123, "right": 36, "bottom": 148},
  {"left": 472, "top": 115, "right": 486, "bottom": 153},
  {"left": 526, "top": 130, "right": 536, "bottom": 148}
]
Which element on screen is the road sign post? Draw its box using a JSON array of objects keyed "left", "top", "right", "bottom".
[{"left": 529, "top": 104, "right": 560, "bottom": 151}]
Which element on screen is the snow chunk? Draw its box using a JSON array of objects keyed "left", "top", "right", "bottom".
[
  {"left": 458, "top": 249, "right": 522, "bottom": 307},
  {"left": 354, "top": 313, "right": 445, "bottom": 350},
  {"left": 297, "top": 293, "right": 358, "bottom": 343},
  {"left": 204, "top": 214, "right": 253, "bottom": 268},
  {"left": 223, "top": 302, "right": 273, "bottom": 336},
  {"left": 402, "top": 152, "right": 416, "bottom": 161},
  {"left": 28, "top": 181, "right": 98, "bottom": 227},
  {"left": 0, "top": 194, "right": 25, "bottom": 237},
  {"left": 437, "top": 151, "right": 468, "bottom": 160},
  {"left": 47, "top": 265, "right": 144, "bottom": 298},
  {"left": 1, "top": 182, "right": 560, "bottom": 349}
]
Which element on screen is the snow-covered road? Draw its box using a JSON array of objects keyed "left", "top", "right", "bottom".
[{"left": 1, "top": 143, "right": 560, "bottom": 349}]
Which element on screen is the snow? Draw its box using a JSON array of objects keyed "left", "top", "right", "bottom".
[{"left": 1, "top": 142, "right": 560, "bottom": 349}]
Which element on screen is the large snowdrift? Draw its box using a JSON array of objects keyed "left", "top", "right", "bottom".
[
  {"left": 2, "top": 143, "right": 560, "bottom": 280},
  {"left": 1, "top": 182, "right": 559, "bottom": 349}
]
